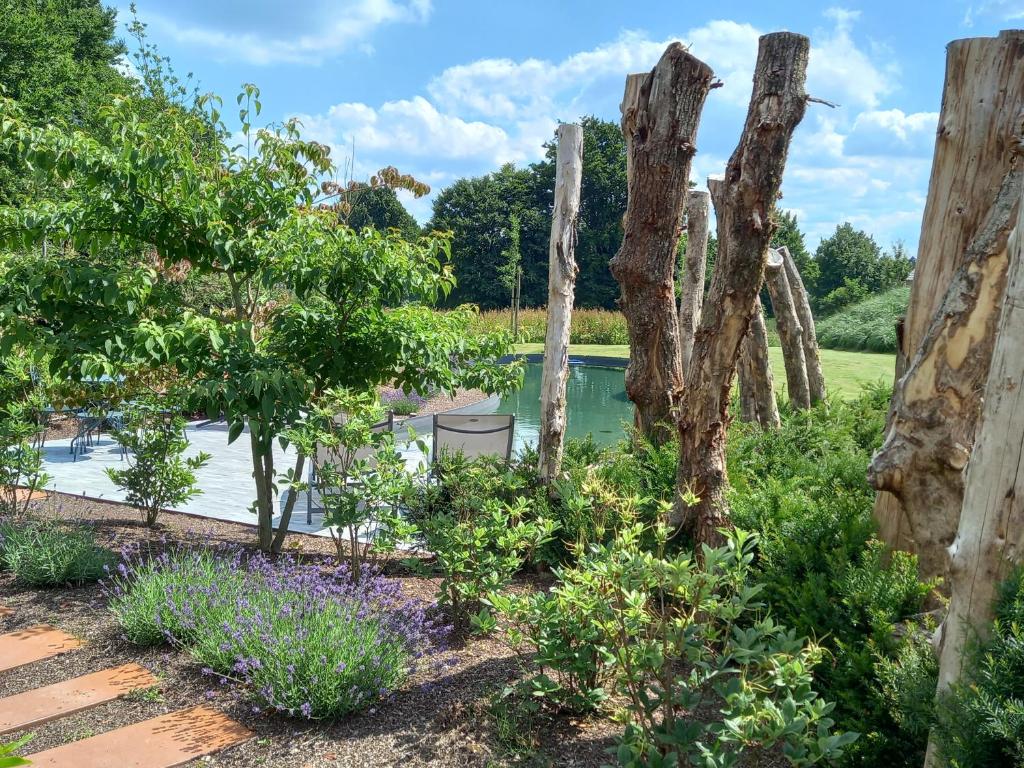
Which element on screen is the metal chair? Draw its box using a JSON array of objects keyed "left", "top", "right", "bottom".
[
  {"left": 70, "top": 412, "right": 101, "bottom": 461},
  {"left": 431, "top": 413, "right": 515, "bottom": 465},
  {"left": 306, "top": 412, "right": 395, "bottom": 524}
]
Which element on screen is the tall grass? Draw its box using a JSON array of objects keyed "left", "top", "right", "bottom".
[
  {"left": 467, "top": 308, "right": 629, "bottom": 345},
  {"left": 816, "top": 286, "right": 909, "bottom": 353}
]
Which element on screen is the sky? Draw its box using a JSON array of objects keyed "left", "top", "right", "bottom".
[{"left": 114, "top": 0, "right": 1024, "bottom": 254}]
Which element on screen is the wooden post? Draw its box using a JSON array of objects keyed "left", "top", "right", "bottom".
[
  {"left": 680, "top": 189, "right": 711, "bottom": 376},
  {"left": 926, "top": 185, "right": 1024, "bottom": 766},
  {"left": 737, "top": 296, "right": 781, "bottom": 428},
  {"left": 765, "top": 247, "right": 811, "bottom": 409},
  {"left": 538, "top": 123, "right": 584, "bottom": 484},
  {"left": 610, "top": 45, "right": 715, "bottom": 446},
  {"left": 869, "top": 31, "right": 1024, "bottom": 581},
  {"left": 674, "top": 32, "right": 809, "bottom": 546},
  {"left": 779, "top": 246, "right": 825, "bottom": 403}
]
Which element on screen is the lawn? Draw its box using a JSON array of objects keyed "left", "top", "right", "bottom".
[{"left": 514, "top": 343, "right": 896, "bottom": 399}]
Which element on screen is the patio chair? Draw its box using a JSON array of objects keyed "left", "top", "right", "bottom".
[
  {"left": 70, "top": 411, "right": 102, "bottom": 461},
  {"left": 431, "top": 413, "right": 515, "bottom": 465},
  {"left": 306, "top": 412, "right": 395, "bottom": 524}
]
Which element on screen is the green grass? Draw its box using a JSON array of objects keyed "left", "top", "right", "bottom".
[
  {"left": 816, "top": 286, "right": 910, "bottom": 353},
  {"left": 514, "top": 344, "right": 895, "bottom": 399}
]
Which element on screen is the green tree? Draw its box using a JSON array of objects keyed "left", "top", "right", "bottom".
[
  {"left": 0, "top": 0, "right": 133, "bottom": 203},
  {"left": 771, "top": 209, "right": 817, "bottom": 290},
  {"left": 814, "top": 223, "right": 913, "bottom": 314},
  {"left": 346, "top": 185, "right": 421, "bottom": 240},
  {"left": 0, "top": 88, "right": 520, "bottom": 552}
]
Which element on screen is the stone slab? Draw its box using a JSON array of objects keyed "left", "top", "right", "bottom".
[
  {"left": 25, "top": 705, "right": 253, "bottom": 768},
  {"left": 0, "top": 625, "right": 82, "bottom": 673},
  {"left": 0, "top": 663, "right": 158, "bottom": 734}
]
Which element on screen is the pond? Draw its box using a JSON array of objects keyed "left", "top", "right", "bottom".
[{"left": 472, "top": 361, "right": 633, "bottom": 452}]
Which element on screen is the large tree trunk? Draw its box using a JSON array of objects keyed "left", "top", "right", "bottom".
[
  {"left": 765, "top": 247, "right": 811, "bottom": 409},
  {"left": 679, "top": 189, "right": 711, "bottom": 376},
  {"left": 610, "top": 45, "right": 715, "bottom": 445},
  {"left": 873, "top": 31, "right": 1024, "bottom": 559},
  {"left": 925, "top": 187, "right": 1024, "bottom": 767},
  {"left": 674, "top": 32, "right": 809, "bottom": 546},
  {"left": 737, "top": 296, "right": 781, "bottom": 428},
  {"left": 538, "top": 123, "right": 584, "bottom": 484},
  {"left": 779, "top": 245, "right": 825, "bottom": 403}
]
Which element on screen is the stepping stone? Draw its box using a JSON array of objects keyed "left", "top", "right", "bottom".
[
  {"left": 0, "top": 625, "right": 82, "bottom": 673},
  {"left": 25, "top": 705, "right": 253, "bottom": 768},
  {"left": 0, "top": 663, "right": 158, "bottom": 735},
  {"left": 0, "top": 606, "right": 12, "bottom": 617}
]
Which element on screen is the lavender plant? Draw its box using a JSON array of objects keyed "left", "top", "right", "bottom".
[{"left": 106, "top": 546, "right": 444, "bottom": 718}]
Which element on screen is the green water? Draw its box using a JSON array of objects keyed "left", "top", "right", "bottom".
[{"left": 491, "top": 362, "right": 633, "bottom": 450}]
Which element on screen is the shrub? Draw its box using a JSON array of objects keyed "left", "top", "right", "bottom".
[
  {"left": 504, "top": 522, "right": 856, "bottom": 766},
  {"left": 935, "top": 569, "right": 1024, "bottom": 767},
  {"left": 816, "top": 285, "right": 909, "bottom": 353},
  {"left": 105, "top": 404, "right": 210, "bottom": 527},
  {"left": 0, "top": 520, "right": 114, "bottom": 586},
  {"left": 106, "top": 547, "right": 443, "bottom": 718},
  {"left": 0, "top": 357, "right": 49, "bottom": 517},
  {"left": 465, "top": 307, "right": 629, "bottom": 345}
]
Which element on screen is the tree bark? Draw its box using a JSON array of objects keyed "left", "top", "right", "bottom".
[
  {"left": 925, "top": 186, "right": 1024, "bottom": 767},
  {"left": 610, "top": 45, "right": 715, "bottom": 445},
  {"left": 674, "top": 32, "right": 809, "bottom": 546},
  {"left": 538, "top": 123, "right": 584, "bottom": 484},
  {"left": 680, "top": 189, "right": 711, "bottom": 376},
  {"left": 765, "top": 247, "right": 811, "bottom": 409},
  {"left": 737, "top": 296, "right": 781, "bottom": 428},
  {"left": 779, "top": 245, "right": 825, "bottom": 403},
  {"left": 873, "top": 30, "right": 1024, "bottom": 558}
]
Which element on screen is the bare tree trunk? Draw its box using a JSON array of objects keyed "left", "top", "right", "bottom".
[
  {"left": 925, "top": 188, "right": 1024, "bottom": 767},
  {"left": 779, "top": 246, "right": 825, "bottom": 403},
  {"left": 680, "top": 190, "right": 710, "bottom": 376},
  {"left": 737, "top": 296, "right": 781, "bottom": 428},
  {"left": 674, "top": 32, "right": 809, "bottom": 546},
  {"left": 538, "top": 123, "right": 584, "bottom": 484},
  {"left": 765, "top": 248, "right": 811, "bottom": 409},
  {"left": 873, "top": 31, "right": 1024, "bottom": 559},
  {"left": 610, "top": 45, "right": 715, "bottom": 445}
]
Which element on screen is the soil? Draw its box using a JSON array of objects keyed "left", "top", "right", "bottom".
[{"left": 0, "top": 493, "right": 618, "bottom": 767}]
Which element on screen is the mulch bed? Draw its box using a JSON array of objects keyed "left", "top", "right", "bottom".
[{"left": 0, "top": 494, "right": 618, "bottom": 767}]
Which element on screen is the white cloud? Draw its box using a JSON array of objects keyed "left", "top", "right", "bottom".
[
  {"left": 964, "top": 0, "right": 1024, "bottom": 25},
  {"left": 807, "top": 7, "right": 896, "bottom": 109},
  {"left": 140, "top": 0, "right": 432, "bottom": 65},
  {"left": 846, "top": 109, "right": 939, "bottom": 156}
]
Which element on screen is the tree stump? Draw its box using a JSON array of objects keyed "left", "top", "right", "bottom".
[
  {"left": 538, "top": 123, "right": 584, "bottom": 484},
  {"left": 610, "top": 45, "right": 715, "bottom": 445},
  {"left": 765, "top": 247, "right": 811, "bottom": 409},
  {"left": 779, "top": 246, "right": 825, "bottom": 403},
  {"left": 737, "top": 296, "right": 781, "bottom": 428},
  {"left": 674, "top": 32, "right": 809, "bottom": 546},
  {"left": 680, "top": 189, "right": 711, "bottom": 376}
]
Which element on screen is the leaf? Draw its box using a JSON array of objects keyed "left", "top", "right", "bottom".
[{"left": 227, "top": 420, "right": 244, "bottom": 444}]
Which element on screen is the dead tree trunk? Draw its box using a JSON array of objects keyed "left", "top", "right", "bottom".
[
  {"left": 610, "top": 45, "right": 715, "bottom": 445},
  {"left": 779, "top": 246, "right": 825, "bottom": 403},
  {"left": 765, "top": 248, "right": 811, "bottom": 409},
  {"left": 538, "top": 123, "right": 584, "bottom": 484},
  {"left": 680, "top": 189, "right": 711, "bottom": 376},
  {"left": 873, "top": 31, "right": 1024, "bottom": 560},
  {"left": 925, "top": 189, "right": 1024, "bottom": 767},
  {"left": 737, "top": 296, "right": 781, "bottom": 428},
  {"left": 674, "top": 32, "right": 809, "bottom": 546}
]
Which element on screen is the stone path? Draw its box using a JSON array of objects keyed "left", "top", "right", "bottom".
[{"left": 0, "top": 624, "right": 252, "bottom": 766}]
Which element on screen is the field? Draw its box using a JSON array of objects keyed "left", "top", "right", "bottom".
[{"left": 514, "top": 343, "right": 896, "bottom": 399}]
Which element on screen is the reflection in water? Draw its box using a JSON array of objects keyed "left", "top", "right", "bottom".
[{"left": 485, "top": 363, "right": 633, "bottom": 452}]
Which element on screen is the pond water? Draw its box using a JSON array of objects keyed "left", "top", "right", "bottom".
[{"left": 476, "top": 362, "right": 633, "bottom": 452}]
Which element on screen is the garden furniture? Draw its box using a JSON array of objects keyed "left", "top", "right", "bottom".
[{"left": 431, "top": 413, "right": 515, "bottom": 465}]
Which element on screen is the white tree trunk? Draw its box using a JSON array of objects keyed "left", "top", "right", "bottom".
[
  {"left": 765, "top": 247, "right": 811, "bottom": 409},
  {"left": 538, "top": 123, "right": 584, "bottom": 483},
  {"left": 926, "top": 184, "right": 1024, "bottom": 767},
  {"left": 680, "top": 189, "right": 710, "bottom": 376},
  {"left": 779, "top": 246, "right": 825, "bottom": 403}
]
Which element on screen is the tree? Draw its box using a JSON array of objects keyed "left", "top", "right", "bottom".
[
  {"left": 814, "top": 223, "right": 913, "bottom": 313},
  {"left": 0, "top": 89, "right": 520, "bottom": 553},
  {"left": 346, "top": 185, "right": 420, "bottom": 240},
  {"left": 0, "top": 0, "right": 133, "bottom": 203}
]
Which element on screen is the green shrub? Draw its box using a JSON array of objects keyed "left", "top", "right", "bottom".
[
  {"left": 0, "top": 520, "right": 114, "bottom": 586},
  {"left": 935, "top": 569, "right": 1024, "bottom": 767},
  {"left": 465, "top": 307, "right": 629, "bottom": 345},
  {"left": 816, "top": 286, "right": 909, "bottom": 352},
  {"left": 105, "top": 404, "right": 210, "bottom": 527}
]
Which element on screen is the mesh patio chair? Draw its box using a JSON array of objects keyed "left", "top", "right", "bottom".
[
  {"left": 431, "top": 413, "right": 515, "bottom": 466},
  {"left": 306, "top": 412, "right": 395, "bottom": 524}
]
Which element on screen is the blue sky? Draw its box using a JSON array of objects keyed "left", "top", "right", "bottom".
[{"left": 115, "top": 0, "right": 1024, "bottom": 253}]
